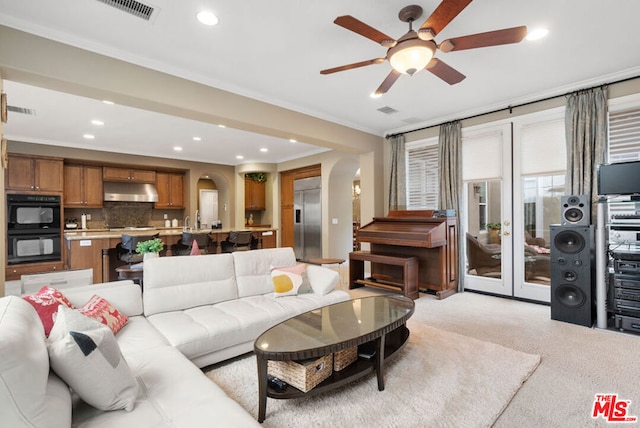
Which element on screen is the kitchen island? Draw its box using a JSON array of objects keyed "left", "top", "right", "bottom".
[{"left": 64, "top": 227, "right": 277, "bottom": 283}]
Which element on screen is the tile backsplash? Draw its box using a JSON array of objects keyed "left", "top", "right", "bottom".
[{"left": 65, "top": 202, "right": 183, "bottom": 229}]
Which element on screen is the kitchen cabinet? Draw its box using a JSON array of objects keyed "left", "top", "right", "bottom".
[
  {"left": 258, "top": 230, "right": 277, "bottom": 249},
  {"left": 103, "top": 166, "right": 156, "bottom": 183},
  {"left": 155, "top": 172, "right": 185, "bottom": 209},
  {"left": 245, "top": 177, "right": 266, "bottom": 210},
  {"left": 64, "top": 164, "right": 103, "bottom": 208},
  {"left": 5, "top": 261, "right": 64, "bottom": 281},
  {"left": 6, "top": 154, "right": 64, "bottom": 192},
  {"left": 65, "top": 238, "right": 108, "bottom": 283}
]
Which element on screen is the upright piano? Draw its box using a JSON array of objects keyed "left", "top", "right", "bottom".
[{"left": 351, "top": 210, "right": 458, "bottom": 299}]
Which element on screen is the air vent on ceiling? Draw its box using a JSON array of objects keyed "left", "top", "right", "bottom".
[
  {"left": 377, "top": 106, "right": 399, "bottom": 115},
  {"left": 7, "top": 105, "right": 35, "bottom": 116},
  {"left": 95, "top": 0, "right": 155, "bottom": 21}
]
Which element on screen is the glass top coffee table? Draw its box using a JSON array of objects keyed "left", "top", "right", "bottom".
[{"left": 254, "top": 295, "right": 415, "bottom": 422}]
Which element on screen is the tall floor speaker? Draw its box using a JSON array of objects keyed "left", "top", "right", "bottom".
[{"left": 550, "top": 225, "right": 595, "bottom": 327}]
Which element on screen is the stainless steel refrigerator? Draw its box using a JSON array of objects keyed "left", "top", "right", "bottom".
[{"left": 293, "top": 177, "right": 322, "bottom": 261}]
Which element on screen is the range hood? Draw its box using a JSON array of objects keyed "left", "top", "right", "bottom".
[{"left": 103, "top": 182, "right": 159, "bottom": 202}]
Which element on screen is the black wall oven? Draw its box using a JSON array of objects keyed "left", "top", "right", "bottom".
[{"left": 7, "top": 194, "right": 62, "bottom": 265}]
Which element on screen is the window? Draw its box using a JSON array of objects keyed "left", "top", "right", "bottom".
[
  {"left": 606, "top": 102, "right": 640, "bottom": 215},
  {"left": 609, "top": 106, "right": 640, "bottom": 163},
  {"left": 405, "top": 137, "right": 439, "bottom": 209}
]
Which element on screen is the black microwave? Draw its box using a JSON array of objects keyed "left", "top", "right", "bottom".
[{"left": 7, "top": 194, "right": 61, "bottom": 232}]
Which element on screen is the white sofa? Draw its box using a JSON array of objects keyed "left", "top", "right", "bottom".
[{"left": 0, "top": 248, "right": 350, "bottom": 427}]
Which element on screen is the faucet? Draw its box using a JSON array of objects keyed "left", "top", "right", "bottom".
[
  {"left": 183, "top": 216, "right": 190, "bottom": 231},
  {"left": 195, "top": 210, "right": 200, "bottom": 230}
]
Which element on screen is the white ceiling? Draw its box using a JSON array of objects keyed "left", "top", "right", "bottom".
[{"left": 1, "top": 0, "right": 640, "bottom": 165}]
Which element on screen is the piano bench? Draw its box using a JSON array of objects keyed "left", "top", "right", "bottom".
[{"left": 348, "top": 251, "right": 419, "bottom": 300}]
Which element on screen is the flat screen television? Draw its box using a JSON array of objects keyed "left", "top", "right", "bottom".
[{"left": 597, "top": 161, "right": 640, "bottom": 196}]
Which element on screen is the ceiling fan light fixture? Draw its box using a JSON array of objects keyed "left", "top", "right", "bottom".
[{"left": 388, "top": 38, "right": 436, "bottom": 75}]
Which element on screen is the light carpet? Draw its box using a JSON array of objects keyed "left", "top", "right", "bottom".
[{"left": 205, "top": 320, "right": 540, "bottom": 427}]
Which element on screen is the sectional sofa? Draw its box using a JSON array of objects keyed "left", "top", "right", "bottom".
[{"left": 0, "top": 247, "right": 350, "bottom": 427}]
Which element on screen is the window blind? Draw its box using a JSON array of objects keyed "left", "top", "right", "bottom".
[
  {"left": 519, "top": 118, "right": 566, "bottom": 175},
  {"left": 406, "top": 139, "right": 439, "bottom": 209},
  {"left": 462, "top": 129, "right": 504, "bottom": 180},
  {"left": 609, "top": 107, "right": 640, "bottom": 162}
]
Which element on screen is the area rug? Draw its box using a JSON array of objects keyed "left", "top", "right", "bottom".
[{"left": 205, "top": 320, "right": 541, "bottom": 427}]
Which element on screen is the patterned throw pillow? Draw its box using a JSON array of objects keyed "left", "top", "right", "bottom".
[
  {"left": 270, "top": 264, "right": 312, "bottom": 297},
  {"left": 47, "top": 306, "right": 139, "bottom": 412},
  {"left": 80, "top": 295, "right": 129, "bottom": 335},
  {"left": 22, "top": 286, "right": 76, "bottom": 336},
  {"left": 190, "top": 240, "right": 201, "bottom": 256}
]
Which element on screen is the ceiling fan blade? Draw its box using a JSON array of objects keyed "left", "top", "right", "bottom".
[
  {"left": 419, "top": 0, "right": 473, "bottom": 39},
  {"left": 334, "top": 15, "right": 396, "bottom": 46},
  {"left": 320, "top": 58, "right": 386, "bottom": 75},
  {"left": 426, "top": 58, "right": 466, "bottom": 85},
  {"left": 373, "top": 70, "right": 402, "bottom": 96},
  {"left": 439, "top": 26, "right": 528, "bottom": 52}
]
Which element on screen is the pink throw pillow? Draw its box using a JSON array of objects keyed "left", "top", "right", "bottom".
[
  {"left": 190, "top": 240, "right": 201, "bottom": 256},
  {"left": 22, "top": 286, "right": 76, "bottom": 336},
  {"left": 80, "top": 295, "right": 129, "bottom": 335}
]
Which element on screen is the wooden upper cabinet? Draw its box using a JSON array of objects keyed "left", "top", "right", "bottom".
[
  {"left": 64, "top": 164, "right": 103, "bottom": 208},
  {"left": 245, "top": 178, "right": 266, "bottom": 210},
  {"left": 155, "top": 171, "right": 185, "bottom": 209},
  {"left": 6, "top": 154, "right": 63, "bottom": 192},
  {"left": 103, "top": 167, "right": 156, "bottom": 183}
]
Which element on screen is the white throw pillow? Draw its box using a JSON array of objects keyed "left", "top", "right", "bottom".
[
  {"left": 306, "top": 265, "right": 339, "bottom": 295},
  {"left": 47, "top": 306, "right": 139, "bottom": 412}
]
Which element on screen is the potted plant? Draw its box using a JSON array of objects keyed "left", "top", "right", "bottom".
[
  {"left": 136, "top": 238, "right": 164, "bottom": 261},
  {"left": 486, "top": 223, "right": 501, "bottom": 244}
]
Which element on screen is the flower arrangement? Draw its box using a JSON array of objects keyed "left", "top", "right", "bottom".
[
  {"left": 135, "top": 238, "right": 164, "bottom": 254},
  {"left": 245, "top": 172, "right": 267, "bottom": 182}
]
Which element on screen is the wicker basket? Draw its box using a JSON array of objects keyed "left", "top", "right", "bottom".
[
  {"left": 268, "top": 354, "right": 333, "bottom": 392},
  {"left": 333, "top": 346, "right": 358, "bottom": 371}
]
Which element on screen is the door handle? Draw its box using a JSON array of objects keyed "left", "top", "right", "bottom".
[
  {"left": 503, "top": 220, "right": 510, "bottom": 226},
  {"left": 503, "top": 231, "right": 510, "bottom": 237}
]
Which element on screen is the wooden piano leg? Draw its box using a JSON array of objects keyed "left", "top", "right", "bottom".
[
  {"left": 349, "top": 255, "right": 364, "bottom": 290},
  {"left": 403, "top": 257, "right": 419, "bottom": 300}
]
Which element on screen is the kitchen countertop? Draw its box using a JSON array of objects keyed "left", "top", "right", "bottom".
[{"left": 64, "top": 227, "right": 276, "bottom": 240}]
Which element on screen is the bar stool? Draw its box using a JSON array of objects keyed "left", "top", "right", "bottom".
[
  {"left": 221, "top": 231, "right": 254, "bottom": 253},
  {"left": 172, "top": 232, "right": 211, "bottom": 255}
]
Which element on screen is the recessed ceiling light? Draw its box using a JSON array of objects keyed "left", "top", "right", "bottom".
[
  {"left": 83, "top": 134, "right": 95, "bottom": 140},
  {"left": 526, "top": 28, "right": 549, "bottom": 41},
  {"left": 289, "top": 139, "right": 297, "bottom": 143},
  {"left": 173, "top": 146, "right": 183, "bottom": 151},
  {"left": 236, "top": 155, "right": 244, "bottom": 159},
  {"left": 102, "top": 100, "right": 114, "bottom": 105},
  {"left": 260, "top": 148, "right": 268, "bottom": 153},
  {"left": 197, "top": 10, "right": 219, "bottom": 26},
  {"left": 91, "top": 119, "right": 104, "bottom": 126},
  {"left": 192, "top": 136, "right": 202, "bottom": 141},
  {"left": 370, "top": 92, "right": 382, "bottom": 99},
  {"left": 218, "top": 124, "right": 226, "bottom": 128}
]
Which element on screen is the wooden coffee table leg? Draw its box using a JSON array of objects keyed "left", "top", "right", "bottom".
[
  {"left": 375, "top": 334, "right": 386, "bottom": 391},
  {"left": 257, "top": 356, "right": 268, "bottom": 422}
]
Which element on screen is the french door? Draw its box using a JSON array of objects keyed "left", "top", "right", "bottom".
[{"left": 462, "top": 111, "right": 566, "bottom": 302}]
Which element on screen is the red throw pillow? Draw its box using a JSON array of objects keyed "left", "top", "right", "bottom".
[
  {"left": 190, "top": 240, "right": 201, "bottom": 256},
  {"left": 22, "top": 286, "right": 76, "bottom": 336},
  {"left": 80, "top": 295, "right": 129, "bottom": 335}
]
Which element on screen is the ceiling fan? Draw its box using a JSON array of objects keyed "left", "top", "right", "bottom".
[{"left": 320, "top": 0, "right": 527, "bottom": 96}]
